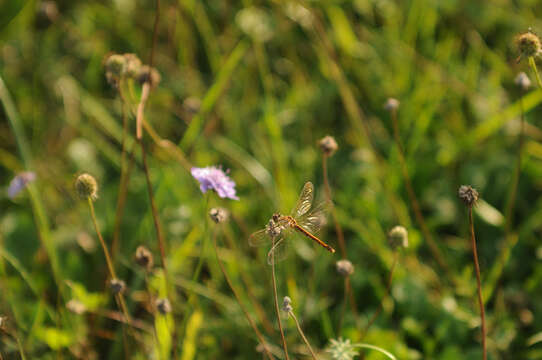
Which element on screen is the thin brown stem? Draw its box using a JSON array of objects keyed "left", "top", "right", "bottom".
[
  {"left": 361, "top": 252, "right": 398, "bottom": 338},
  {"left": 222, "top": 227, "right": 275, "bottom": 335},
  {"left": 87, "top": 198, "right": 131, "bottom": 322},
  {"left": 289, "top": 311, "right": 319, "bottom": 360},
  {"left": 322, "top": 154, "right": 346, "bottom": 257},
  {"left": 271, "top": 238, "right": 290, "bottom": 360},
  {"left": 140, "top": 139, "right": 167, "bottom": 274},
  {"left": 390, "top": 107, "right": 451, "bottom": 279},
  {"left": 212, "top": 228, "right": 274, "bottom": 360},
  {"left": 468, "top": 206, "right": 487, "bottom": 360},
  {"left": 112, "top": 89, "right": 131, "bottom": 261}
]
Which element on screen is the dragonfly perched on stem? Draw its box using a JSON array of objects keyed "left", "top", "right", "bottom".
[{"left": 249, "top": 182, "right": 336, "bottom": 264}]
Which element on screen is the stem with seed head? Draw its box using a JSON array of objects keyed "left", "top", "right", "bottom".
[
  {"left": 468, "top": 206, "right": 487, "bottom": 360},
  {"left": 288, "top": 310, "right": 318, "bottom": 360},
  {"left": 362, "top": 251, "right": 398, "bottom": 339},
  {"left": 87, "top": 198, "right": 131, "bottom": 321},
  {"left": 271, "top": 238, "right": 289, "bottom": 360},
  {"left": 212, "top": 227, "right": 274, "bottom": 360},
  {"left": 390, "top": 107, "right": 451, "bottom": 280}
]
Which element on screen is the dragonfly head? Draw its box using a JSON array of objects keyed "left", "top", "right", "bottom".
[
  {"left": 272, "top": 213, "right": 281, "bottom": 222},
  {"left": 266, "top": 216, "right": 283, "bottom": 238}
]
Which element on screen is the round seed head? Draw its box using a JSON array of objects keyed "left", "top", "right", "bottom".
[
  {"left": 388, "top": 226, "right": 408, "bottom": 249},
  {"left": 384, "top": 98, "right": 400, "bottom": 111},
  {"left": 336, "top": 259, "right": 354, "bottom": 276},
  {"left": 282, "top": 296, "right": 292, "bottom": 313},
  {"left": 66, "top": 299, "right": 87, "bottom": 315},
  {"left": 109, "top": 278, "right": 126, "bottom": 295},
  {"left": 122, "top": 53, "right": 142, "bottom": 78},
  {"left": 155, "top": 298, "right": 172, "bottom": 315},
  {"left": 209, "top": 207, "right": 229, "bottom": 224},
  {"left": 458, "top": 185, "right": 479, "bottom": 207},
  {"left": 105, "top": 54, "right": 126, "bottom": 78},
  {"left": 75, "top": 173, "right": 98, "bottom": 201},
  {"left": 135, "top": 245, "right": 154, "bottom": 271},
  {"left": 137, "top": 65, "right": 161, "bottom": 88},
  {"left": 515, "top": 72, "right": 531, "bottom": 91},
  {"left": 517, "top": 32, "right": 541, "bottom": 58},
  {"left": 319, "top": 135, "right": 338, "bottom": 156}
]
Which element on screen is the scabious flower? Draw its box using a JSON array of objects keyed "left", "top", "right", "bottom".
[
  {"left": 7, "top": 172, "right": 36, "bottom": 199},
  {"left": 327, "top": 338, "right": 359, "bottom": 360},
  {"left": 191, "top": 166, "right": 239, "bottom": 200}
]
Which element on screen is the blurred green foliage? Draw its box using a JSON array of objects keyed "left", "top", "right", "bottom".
[{"left": 1, "top": 0, "right": 542, "bottom": 359}]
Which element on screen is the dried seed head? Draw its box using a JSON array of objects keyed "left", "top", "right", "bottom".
[
  {"left": 137, "top": 65, "right": 161, "bottom": 88},
  {"left": 183, "top": 96, "right": 201, "bottom": 115},
  {"left": 517, "top": 32, "right": 541, "bottom": 58},
  {"left": 384, "top": 98, "right": 400, "bottom": 111},
  {"left": 388, "top": 226, "right": 408, "bottom": 249},
  {"left": 75, "top": 173, "right": 98, "bottom": 201},
  {"left": 135, "top": 245, "right": 154, "bottom": 271},
  {"left": 155, "top": 298, "right": 172, "bottom": 315},
  {"left": 515, "top": 72, "right": 531, "bottom": 91},
  {"left": 0, "top": 316, "right": 7, "bottom": 331},
  {"left": 105, "top": 54, "right": 126, "bottom": 78},
  {"left": 336, "top": 259, "right": 354, "bottom": 276},
  {"left": 458, "top": 185, "right": 479, "bottom": 207},
  {"left": 282, "top": 296, "right": 292, "bottom": 313},
  {"left": 209, "top": 207, "right": 229, "bottom": 224},
  {"left": 319, "top": 135, "right": 338, "bottom": 156},
  {"left": 109, "top": 278, "right": 126, "bottom": 295},
  {"left": 66, "top": 299, "right": 87, "bottom": 315},
  {"left": 122, "top": 53, "right": 142, "bottom": 78}
]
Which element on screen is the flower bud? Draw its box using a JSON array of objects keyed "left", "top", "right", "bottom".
[
  {"left": 319, "top": 135, "right": 338, "bottom": 156},
  {"left": 137, "top": 65, "right": 161, "bottom": 88},
  {"left": 458, "top": 185, "right": 479, "bottom": 207},
  {"left": 66, "top": 299, "right": 87, "bottom": 315},
  {"left": 122, "top": 53, "right": 142, "bottom": 78},
  {"left": 109, "top": 278, "right": 126, "bottom": 295},
  {"left": 282, "top": 296, "right": 292, "bottom": 313},
  {"left": 155, "top": 298, "right": 172, "bottom": 315},
  {"left": 336, "top": 259, "right": 354, "bottom": 276},
  {"left": 515, "top": 72, "right": 531, "bottom": 91},
  {"left": 388, "top": 226, "right": 408, "bottom": 249},
  {"left": 135, "top": 245, "right": 154, "bottom": 271},
  {"left": 517, "top": 32, "right": 541, "bottom": 58},
  {"left": 209, "top": 207, "right": 229, "bottom": 224},
  {"left": 75, "top": 173, "right": 98, "bottom": 201},
  {"left": 384, "top": 98, "right": 400, "bottom": 112}
]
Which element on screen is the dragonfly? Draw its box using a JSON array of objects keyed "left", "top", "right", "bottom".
[{"left": 249, "top": 181, "right": 336, "bottom": 264}]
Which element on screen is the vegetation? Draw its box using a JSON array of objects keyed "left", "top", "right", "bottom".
[{"left": 1, "top": 0, "right": 542, "bottom": 359}]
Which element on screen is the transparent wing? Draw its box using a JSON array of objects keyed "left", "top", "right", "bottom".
[
  {"left": 248, "top": 228, "right": 271, "bottom": 247},
  {"left": 291, "top": 182, "right": 314, "bottom": 218},
  {"left": 267, "top": 237, "right": 289, "bottom": 265},
  {"left": 297, "top": 201, "right": 328, "bottom": 234}
]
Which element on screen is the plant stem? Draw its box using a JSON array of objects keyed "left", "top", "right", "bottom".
[
  {"left": 271, "top": 238, "right": 290, "bottom": 360},
  {"left": 289, "top": 311, "right": 318, "bottom": 360},
  {"left": 390, "top": 107, "right": 451, "bottom": 279},
  {"left": 87, "top": 198, "right": 131, "bottom": 322},
  {"left": 528, "top": 56, "right": 542, "bottom": 90},
  {"left": 322, "top": 154, "right": 346, "bottom": 257},
  {"left": 212, "top": 227, "right": 274, "bottom": 360},
  {"left": 362, "top": 251, "right": 398, "bottom": 338},
  {"left": 112, "top": 87, "right": 130, "bottom": 261},
  {"left": 468, "top": 206, "right": 486, "bottom": 360},
  {"left": 140, "top": 139, "right": 168, "bottom": 274}
]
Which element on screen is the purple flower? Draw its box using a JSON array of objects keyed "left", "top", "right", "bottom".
[
  {"left": 191, "top": 166, "right": 239, "bottom": 200},
  {"left": 7, "top": 171, "right": 36, "bottom": 199}
]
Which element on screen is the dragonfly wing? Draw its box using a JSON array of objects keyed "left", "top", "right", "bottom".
[
  {"left": 291, "top": 181, "right": 314, "bottom": 218},
  {"left": 248, "top": 228, "right": 271, "bottom": 247},
  {"left": 267, "top": 238, "right": 289, "bottom": 265},
  {"left": 297, "top": 201, "right": 328, "bottom": 234}
]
